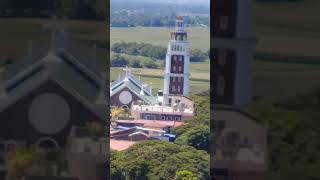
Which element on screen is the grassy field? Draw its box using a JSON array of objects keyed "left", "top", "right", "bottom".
[
  {"left": 255, "top": 0, "right": 320, "bottom": 56},
  {"left": 0, "top": 18, "right": 108, "bottom": 66},
  {"left": 252, "top": 0, "right": 320, "bottom": 100},
  {"left": 110, "top": 27, "right": 210, "bottom": 51}
]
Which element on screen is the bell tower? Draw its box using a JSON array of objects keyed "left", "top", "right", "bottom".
[
  {"left": 212, "top": 0, "right": 256, "bottom": 106},
  {"left": 163, "top": 16, "right": 190, "bottom": 105}
]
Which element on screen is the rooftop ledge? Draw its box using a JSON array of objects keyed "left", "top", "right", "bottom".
[{"left": 132, "top": 104, "right": 193, "bottom": 114}]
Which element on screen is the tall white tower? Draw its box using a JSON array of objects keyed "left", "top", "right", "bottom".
[
  {"left": 163, "top": 16, "right": 190, "bottom": 105},
  {"left": 212, "top": 0, "right": 256, "bottom": 106}
]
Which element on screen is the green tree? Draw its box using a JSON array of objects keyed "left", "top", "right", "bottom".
[
  {"left": 130, "top": 59, "right": 143, "bottom": 68},
  {"left": 6, "top": 147, "right": 48, "bottom": 179},
  {"left": 174, "top": 170, "right": 199, "bottom": 180},
  {"left": 110, "top": 151, "right": 125, "bottom": 180},
  {"left": 87, "top": 121, "right": 105, "bottom": 139},
  {"left": 110, "top": 141, "right": 209, "bottom": 180},
  {"left": 190, "top": 49, "right": 207, "bottom": 62},
  {"left": 175, "top": 125, "right": 210, "bottom": 152},
  {"left": 143, "top": 59, "right": 158, "bottom": 69},
  {"left": 111, "top": 54, "right": 129, "bottom": 67}
]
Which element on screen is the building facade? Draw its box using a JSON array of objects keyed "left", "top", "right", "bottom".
[
  {"left": 0, "top": 26, "right": 107, "bottom": 180},
  {"left": 163, "top": 16, "right": 190, "bottom": 105}
]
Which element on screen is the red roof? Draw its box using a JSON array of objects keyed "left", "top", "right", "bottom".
[{"left": 110, "top": 139, "right": 136, "bottom": 151}]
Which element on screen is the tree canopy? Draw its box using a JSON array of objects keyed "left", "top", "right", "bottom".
[{"left": 110, "top": 141, "right": 210, "bottom": 180}]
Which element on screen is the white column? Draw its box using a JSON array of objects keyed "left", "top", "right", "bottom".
[
  {"left": 236, "top": 0, "right": 253, "bottom": 39},
  {"left": 163, "top": 44, "right": 172, "bottom": 96},
  {"left": 183, "top": 43, "right": 190, "bottom": 96}
]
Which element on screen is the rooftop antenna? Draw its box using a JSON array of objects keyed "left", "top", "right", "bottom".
[
  {"left": 140, "top": 84, "right": 145, "bottom": 96},
  {"left": 42, "top": 14, "right": 68, "bottom": 52},
  {"left": 149, "top": 82, "right": 153, "bottom": 95},
  {"left": 124, "top": 67, "right": 129, "bottom": 82}
]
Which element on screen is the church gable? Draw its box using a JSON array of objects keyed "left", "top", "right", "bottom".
[
  {"left": 0, "top": 80, "right": 102, "bottom": 145},
  {"left": 110, "top": 68, "right": 156, "bottom": 107},
  {"left": 110, "top": 87, "right": 146, "bottom": 108}
]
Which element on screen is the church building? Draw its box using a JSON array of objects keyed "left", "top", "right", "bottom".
[{"left": 0, "top": 24, "right": 107, "bottom": 179}]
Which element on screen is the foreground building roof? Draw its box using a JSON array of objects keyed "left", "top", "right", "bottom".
[{"left": 0, "top": 30, "right": 106, "bottom": 120}]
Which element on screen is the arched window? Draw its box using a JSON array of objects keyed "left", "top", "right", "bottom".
[
  {"left": 219, "top": 50, "right": 227, "bottom": 66},
  {"left": 36, "top": 137, "right": 59, "bottom": 149},
  {"left": 122, "top": 105, "right": 129, "bottom": 109}
]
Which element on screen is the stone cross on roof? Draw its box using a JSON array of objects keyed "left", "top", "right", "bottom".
[
  {"left": 42, "top": 16, "right": 68, "bottom": 51},
  {"left": 124, "top": 66, "right": 132, "bottom": 76}
]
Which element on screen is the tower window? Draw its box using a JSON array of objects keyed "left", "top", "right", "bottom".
[
  {"left": 177, "top": 86, "right": 180, "bottom": 93},
  {"left": 172, "top": 85, "right": 176, "bottom": 92},
  {"left": 178, "top": 66, "right": 182, "bottom": 72},
  {"left": 179, "top": 56, "right": 183, "bottom": 61},
  {"left": 173, "top": 77, "right": 176, "bottom": 82},
  {"left": 218, "top": 50, "right": 227, "bottom": 66},
  {"left": 173, "top": 66, "right": 176, "bottom": 71},
  {"left": 178, "top": 77, "right": 181, "bottom": 82},
  {"left": 174, "top": 56, "right": 177, "bottom": 61},
  {"left": 217, "top": 76, "right": 225, "bottom": 96},
  {"left": 220, "top": 16, "right": 229, "bottom": 31}
]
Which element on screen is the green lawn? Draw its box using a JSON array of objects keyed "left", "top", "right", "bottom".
[
  {"left": 110, "top": 27, "right": 210, "bottom": 51},
  {"left": 253, "top": 0, "right": 320, "bottom": 100},
  {"left": 255, "top": 0, "right": 320, "bottom": 56},
  {"left": 0, "top": 18, "right": 108, "bottom": 67}
]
